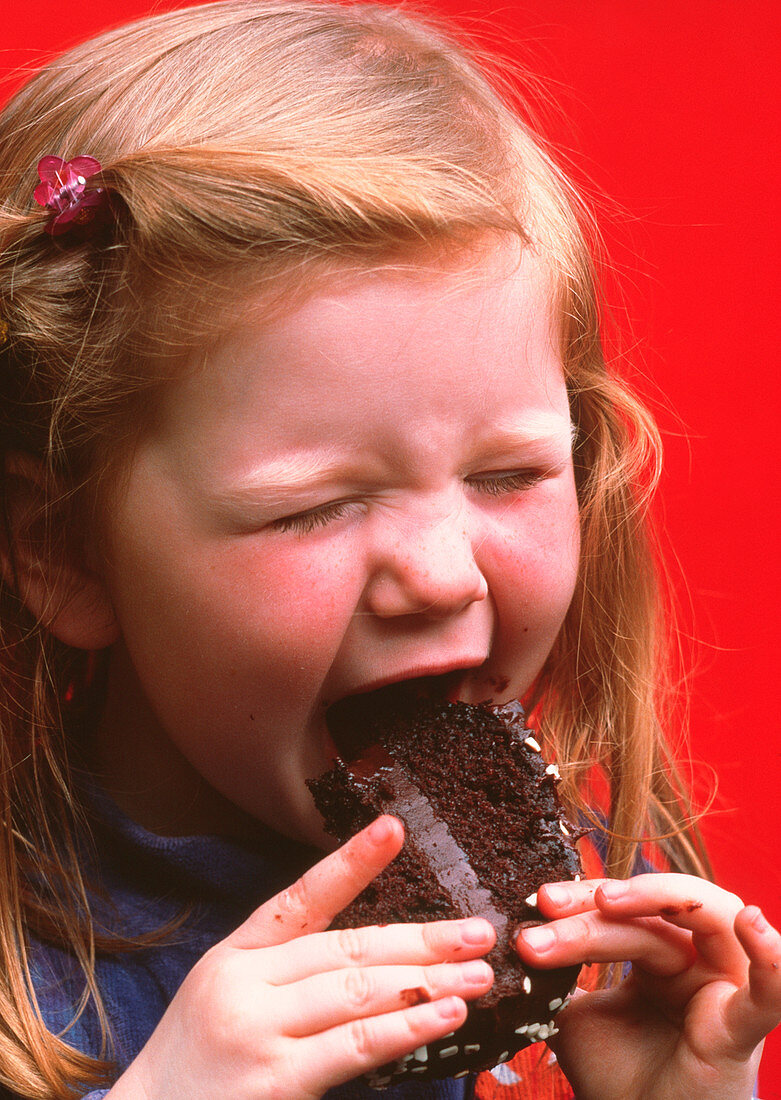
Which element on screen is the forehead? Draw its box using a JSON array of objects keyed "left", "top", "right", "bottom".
[{"left": 152, "top": 240, "right": 565, "bottom": 454}]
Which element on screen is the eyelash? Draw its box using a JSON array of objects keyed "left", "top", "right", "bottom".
[
  {"left": 271, "top": 470, "right": 544, "bottom": 534},
  {"left": 467, "top": 469, "right": 545, "bottom": 495},
  {"left": 271, "top": 500, "right": 355, "bottom": 534}
]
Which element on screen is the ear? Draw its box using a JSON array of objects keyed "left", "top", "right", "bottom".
[{"left": 0, "top": 453, "right": 120, "bottom": 650}]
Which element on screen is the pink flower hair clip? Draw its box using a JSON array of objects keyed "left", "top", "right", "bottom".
[{"left": 33, "top": 154, "right": 109, "bottom": 237}]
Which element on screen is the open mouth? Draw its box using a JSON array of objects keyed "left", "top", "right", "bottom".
[{"left": 326, "top": 670, "right": 467, "bottom": 757}]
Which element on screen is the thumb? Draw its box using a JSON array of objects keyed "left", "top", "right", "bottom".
[{"left": 227, "top": 815, "right": 404, "bottom": 950}]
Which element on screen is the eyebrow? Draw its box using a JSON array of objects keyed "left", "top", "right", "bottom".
[
  {"left": 210, "top": 414, "right": 575, "bottom": 510},
  {"left": 209, "top": 451, "right": 372, "bottom": 510},
  {"left": 471, "top": 414, "right": 576, "bottom": 455}
]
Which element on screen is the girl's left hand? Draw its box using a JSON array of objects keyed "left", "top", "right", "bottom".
[{"left": 515, "top": 874, "right": 781, "bottom": 1100}]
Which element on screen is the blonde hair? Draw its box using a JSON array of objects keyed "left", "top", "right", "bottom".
[{"left": 0, "top": 2, "right": 708, "bottom": 1095}]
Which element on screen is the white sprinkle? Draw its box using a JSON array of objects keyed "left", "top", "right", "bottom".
[
  {"left": 442, "top": 1031, "right": 455, "bottom": 1038},
  {"left": 526, "top": 1022, "right": 541, "bottom": 1037},
  {"left": 524, "top": 735, "right": 542, "bottom": 752},
  {"left": 525, "top": 892, "right": 538, "bottom": 907},
  {"left": 403, "top": 1052, "right": 414, "bottom": 1062},
  {"left": 560, "top": 822, "right": 570, "bottom": 836},
  {"left": 411, "top": 1066, "right": 427, "bottom": 1073},
  {"left": 574, "top": 873, "right": 582, "bottom": 882},
  {"left": 545, "top": 763, "right": 561, "bottom": 779},
  {"left": 464, "top": 1043, "right": 481, "bottom": 1053},
  {"left": 548, "top": 1025, "right": 560, "bottom": 1037},
  {"left": 76, "top": 175, "right": 86, "bottom": 185},
  {"left": 454, "top": 1070, "right": 470, "bottom": 1078},
  {"left": 413, "top": 1045, "right": 428, "bottom": 1062},
  {"left": 514, "top": 1024, "right": 529, "bottom": 1035},
  {"left": 439, "top": 1045, "right": 459, "bottom": 1058},
  {"left": 497, "top": 1051, "right": 510, "bottom": 1063},
  {"left": 537, "top": 1024, "right": 551, "bottom": 1040},
  {"left": 522, "top": 975, "right": 532, "bottom": 994},
  {"left": 548, "top": 997, "right": 563, "bottom": 1011},
  {"left": 372, "top": 1076, "right": 391, "bottom": 1087}
]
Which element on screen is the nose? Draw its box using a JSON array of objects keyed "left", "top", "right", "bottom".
[{"left": 364, "top": 502, "right": 489, "bottom": 620}]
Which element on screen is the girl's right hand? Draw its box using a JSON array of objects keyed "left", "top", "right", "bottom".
[{"left": 105, "top": 815, "right": 496, "bottom": 1100}]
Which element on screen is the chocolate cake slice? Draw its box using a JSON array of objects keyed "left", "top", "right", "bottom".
[{"left": 308, "top": 696, "right": 583, "bottom": 1087}]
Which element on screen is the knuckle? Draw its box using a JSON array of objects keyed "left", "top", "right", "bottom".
[
  {"left": 345, "top": 1015, "right": 376, "bottom": 1062},
  {"left": 420, "top": 921, "right": 447, "bottom": 956},
  {"left": 343, "top": 966, "right": 375, "bottom": 1010},
  {"left": 276, "top": 873, "right": 314, "bottom": 920},
  {"left": 570, "top": 913, "right": 598, "bottom": 953},
  {"left": 336, "top": 925, "right": 369, "bottom": 964}
]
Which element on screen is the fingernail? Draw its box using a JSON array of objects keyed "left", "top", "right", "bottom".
[
  {"left": 749, "top": 906, "right": 770, "bottom": 933},
  {"left": 520, "top": 925, "right": 556, "bottom": 953},
  {"left": 367, "top": 816, "right": 394, "bottom": 844},
  {"left": 462, "top": 960, "right": 493, "bottom": 985},
  {"left": 599, "top": 881, "right": 628, "bottom": 901},
  {"left": 543, "top": 884, "right": 571, "bottom": 908},
  {"left": 460, "top": 918, "right": 492, "bottom": 945}
]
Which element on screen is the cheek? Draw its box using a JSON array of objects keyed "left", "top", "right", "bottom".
[
  {"left": 219, "top": 539, "right": 364, "bottom": 641},
  {"left": 481, "top": 513, "right": 579, "bottom": 696},
  {"left": 109, "top": 531, "right": 366, "bottom": 695},
  {"left": 488, "top": 493, "right": 580, "bottom": 626}
]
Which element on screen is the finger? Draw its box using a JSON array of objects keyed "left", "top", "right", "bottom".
[
  {"left": 722, "top": 906, "right": 781, "bottom": 1053},
  {"left": 302, "top": 994, "right": 469, "bottom": 1092},
  {"left": 228, "top": 816, "right": 404, "bottom": 949},
  {"left": 592, "top": 875, "right": 747, "bottom": 976},
  {"left": 516, "top": 909, "right": 695, "bottom": 977},
  {"left": 281, "top": 959, "right": 494, "bottom": 1037},
  {"left": 264, "top": 915, "right": 496, "bottom": 985},
  {"left": 532, "top": 879, "right": 606, "bottom": 916}
]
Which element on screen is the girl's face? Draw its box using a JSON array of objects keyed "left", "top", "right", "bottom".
[{"left": 97, "top": 244, "right": 580, "bottom": 844}]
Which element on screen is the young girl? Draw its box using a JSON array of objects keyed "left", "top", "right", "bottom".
[{"left": 0, "top": 2, "right": 778, "bottom": 1098}]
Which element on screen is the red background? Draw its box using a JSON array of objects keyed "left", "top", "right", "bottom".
[{"left": 3, "top": 0, "right": 779, "bottom": 1092}]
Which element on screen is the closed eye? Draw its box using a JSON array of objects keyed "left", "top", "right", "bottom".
[
  {"left": 270, "top": 468, "right": 548, "bottom": 532},
  {"left": 467, "top": 469, "right": 545, "bottom": 496},
  {"left": 270, "top": 499, "right": 358, "bottom": 534}
]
